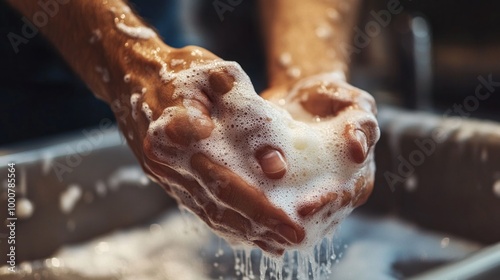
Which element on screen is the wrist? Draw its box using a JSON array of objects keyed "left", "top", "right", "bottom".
[
  {"left": 260, "top": 0, "right": 360, "bottom": 91},
  {"left": 87, "top": 2, "right": 172, "bottom": 103}
]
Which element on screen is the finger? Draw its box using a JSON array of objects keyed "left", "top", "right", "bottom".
[
  {"left": 353, "top": 177, "right": 374, "bottom": 208},
  {"left": 256, "top": 147, "right": 287, "bottom": 179},
  {"left": 190, "top": 153, "right": 305, "bottom": 244},
  {"left": 145, "top": 154, "right": 258, "bottom": 241},
  {"left": 145, "top": 141, "right": 294, "bottom": 245},
  {"left": 297, "top": 192, "right": 338, "bottom": 218},
  {"left": 163, "top": 104, "right": 215, "bottom": 147},
  {"left": 165, "top": 168, "right": 291, "bottom": 247},
  {"left": 205, "top": 203, "right": 253, "bottom": 237}
]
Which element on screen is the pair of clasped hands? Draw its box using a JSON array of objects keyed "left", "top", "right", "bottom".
[
  {"left": 126, "top": 46, "right": 378, "bottom": 256},
  {"left": 6, "top": 0, "right": 378, "bottom": 257}
]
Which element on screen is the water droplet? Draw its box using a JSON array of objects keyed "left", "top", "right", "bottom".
[
  {"left": 279, "top": 52, "right": 292, "bottom": 67},
  {"left": 122, "top": 5, "right": 131, "bottom": 13},
  {"left": 89, "top": 29, "right": 102, "bottom": 44},
  {"left": 116, "top": 22, "right": 156, "bottom": 39},
  {"left": 327, "top": 9, "right": 340, "bottom": 21},
  {"left": 316, "top": 24, "right": 332, "bottom": 39},
  {"left": 287, "top": 67, "right": 301, "bottom": 78},
  {"left": 190, "top": 49, "right": 203, "bottom": 57},
  {"left": 170, "top": 58, "right": 185, "bottom": 67}
]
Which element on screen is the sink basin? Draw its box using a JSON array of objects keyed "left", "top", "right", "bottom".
[{"left": 1, "top": 107, "right": 499, "bottom": 279}]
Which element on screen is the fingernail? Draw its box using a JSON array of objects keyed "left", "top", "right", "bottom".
[
  {"left": 349, "top": 128, "right": 368, "bottom": 164},
  {"left": 275, "top": 224, "right": 299, "bottom": 244},
  {"left": 355, "top": 128, "right": 368, "bottom": 157},
  {"left": 258, "top": 150, "right": 287, "bottom": 179}
]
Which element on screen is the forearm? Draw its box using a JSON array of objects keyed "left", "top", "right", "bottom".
[
  {"left": 259, "top": 0, "right": 361, "bottom": 88},
  {"left": 6, "top": 0, "right": 170, "bottom": 104}
]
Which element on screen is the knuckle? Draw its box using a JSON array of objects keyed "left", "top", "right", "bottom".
[{"left": 208, "top": 68, "right": 235, "bottom": 95}]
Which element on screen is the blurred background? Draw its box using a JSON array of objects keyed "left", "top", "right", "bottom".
[{"left": 1, "top": 0, "right": 499, "bottom": 146}]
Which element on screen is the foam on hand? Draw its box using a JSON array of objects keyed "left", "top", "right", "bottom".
[{"left": 138, "top": 60, "right": 379, "bottom": 251}]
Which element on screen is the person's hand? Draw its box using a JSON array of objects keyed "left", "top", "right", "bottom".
[
  {"left": 261, "top": 73, "right": 379, "bottom": 234},
  {"left": 115, "top": 45, "right": 305, "bottom": 255}
]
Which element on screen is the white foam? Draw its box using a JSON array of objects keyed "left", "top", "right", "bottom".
[
  {"left": 17, "top": 198, "right": 35, "bottom": 219},
  {"left": 130, "top": 93, "right": 141, "bottom": 120},
  {"left": 142, "top": 102, "right": 153, "bottom": 121},
  {"left": 123, "top": 74, "right": 131, "bottom": 83},
  {"left": 279, "top": 52, "right": 292, "bottom": 67},
  {"left": 60, "top": 185, "right": 82, "bottom": 214},
  {"left": 159, "top": 61, "right": 175, "bottom": 83},
  {"left": 143, "top": 60, "right": 379, "bottom": 251},
  {"left": 108, "top": 166, "right": 149, "bottom": 190},
  {"left": 46, "top": 212, "right": 208, "bottom": 279},
  {"left": 115, "top": 22, "right": 156, "bottom": 39},
  {"left": 170, "top": 58, "right": 185, "bottom": 67}
]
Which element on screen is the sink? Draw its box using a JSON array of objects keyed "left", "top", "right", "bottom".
[{"left": 1, "top": 107, "right": 499, "bottom": 279}]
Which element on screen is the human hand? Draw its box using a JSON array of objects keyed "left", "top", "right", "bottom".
[
  {"left": 261, "top": 73, "right": 379, "bottom": 232},
  {"left": 117, "top": 45, "right": 305, "bottom": 255}
]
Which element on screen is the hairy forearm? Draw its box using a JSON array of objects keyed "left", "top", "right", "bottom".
[
  {"left": 259, "top": 0, "right": 361, "bottom": 88},
  {"left": 6, "top": 0, "right": 170, "bottom": 104}
]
